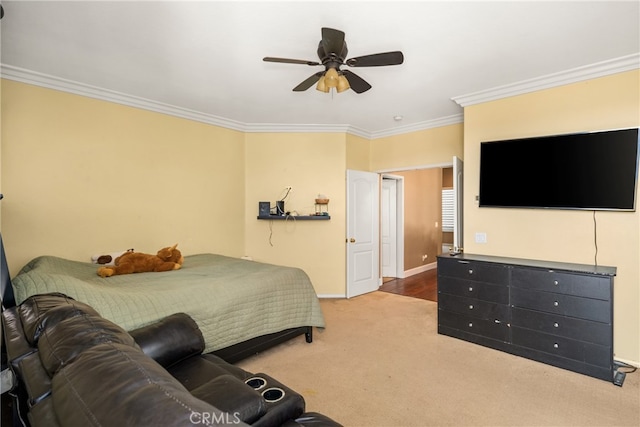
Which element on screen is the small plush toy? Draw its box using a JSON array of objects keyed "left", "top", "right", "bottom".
[
  {"left": 97, "top": 244, "right": 184, "bottom": 278},
  {"left": 91, "top": 249, "right": 134, "bottom": 266}
]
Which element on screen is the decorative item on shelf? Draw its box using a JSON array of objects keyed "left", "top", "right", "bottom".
[
  {"left": 314, "top": 194, "right": 330, "bottom": 216},
  {"left": 258, "top": 201, "right": 270, "bottom": 217}
]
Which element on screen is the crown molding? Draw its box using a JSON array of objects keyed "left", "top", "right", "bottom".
[
  {"left": 451, "top": 53, "right": 640, "bottom": 107},
  {"left": 0, "top": 64, "right": 252, "bottom": 132},
  {"left": 4, "top": 54, "right": 636, "bottom": 139},
  {"left": 243, "top": 122, "right": 353, "bottom": 134},
  {"left": 370, "top": 113, "right": 464, "bottom": 139},
  {"left": 0, "top": 64, "right": 381, "bottom": 138}
]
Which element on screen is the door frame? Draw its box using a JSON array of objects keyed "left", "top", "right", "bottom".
[
  {"left": 453, "top": 156, "right": 464, "bottom": 253},
  {"left": 375, "top": 160, "right": 461, "bottom": 278},
  {"left": 380, "top": 174, "right": 405, "bottom": 279}
]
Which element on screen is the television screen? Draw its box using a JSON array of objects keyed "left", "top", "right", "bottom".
[{"left": 479, "top": 128, "right": 639, "bottom": 211}]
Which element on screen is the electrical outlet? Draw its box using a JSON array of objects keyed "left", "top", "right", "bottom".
[
  {"left": 422, "top": 254, "right": 428, "bottom": 261},
  {"left": 475, "top": 232, "right": 487, "bottom": 244}
]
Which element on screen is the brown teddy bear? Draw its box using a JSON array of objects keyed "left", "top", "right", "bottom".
[{"left": 97, "top": 244, "right": 184, "bottom": 278}]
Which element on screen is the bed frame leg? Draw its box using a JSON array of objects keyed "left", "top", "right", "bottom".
[{"left": 305, "top": 326, "right": 313, "bottom": 343}]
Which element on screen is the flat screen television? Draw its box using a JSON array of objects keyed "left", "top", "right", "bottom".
[{"left": 479, "top": 128, "right": 639, "bottom": 211}]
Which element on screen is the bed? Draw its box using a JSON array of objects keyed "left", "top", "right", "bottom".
[{"left": 8, "top": 252, "right": 326, "bottom": 359}]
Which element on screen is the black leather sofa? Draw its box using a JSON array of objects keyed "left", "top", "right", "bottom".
[{"left": 2, "top": 292, "right": 341, "bottom": 426}]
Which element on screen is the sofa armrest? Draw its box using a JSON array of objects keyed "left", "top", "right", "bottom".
[
  {"left": 51, "top": 343, "right": 239, "bottom": 427},
  {"left": 191, "top": 374, "right": 267, "bottom": 424},
  {"left": 129, "top": 313, "right": 204, "bottom": 368}
]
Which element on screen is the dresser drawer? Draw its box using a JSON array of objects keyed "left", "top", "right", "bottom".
[
  {"left": 512, "top": 327, "right": 611, "bottom": 368},
  {"left": 438, "top": 277, "right": 508, "bottom": 304},
  {"left": 438, "top": 310, "right": 509, "bottom": 342},
  {"left": 438, "top": 258, "right": 509, "bottom": 285},
  {"left": 511, "top": 268, "right": 611, "bottom": 301},
  {"left": 511, "top": 307, "right": 610, "bottom": 346},
  {"left": 438, "top": 293, "right": 509, "bottom": 322},
  {"left": 511, "top": 288, "right": 610, "bottom": 323}
]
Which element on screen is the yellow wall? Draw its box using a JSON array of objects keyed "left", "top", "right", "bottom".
[
  {"left": 346, "top": 133, "right": 370, "bottom": 171},
  {"left": 463, "top": 70, "right": 640, "bottom": 364},
  {"left": 1, "top": 80, "right": 246, "bottom": 274},
  {"left": 244, "top": 133, "right": 347, "bottom": 296},
  {"left": 370, "top": 123, "right": 464, "bottom": 171}
]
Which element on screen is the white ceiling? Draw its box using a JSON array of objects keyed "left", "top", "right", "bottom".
[{"left": 1, "top": 1, "right": 639, "bottom": 138}]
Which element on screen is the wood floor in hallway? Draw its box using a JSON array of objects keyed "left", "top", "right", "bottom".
[{"left": 378, "top": 268, "right": 437, "bottom": 302}]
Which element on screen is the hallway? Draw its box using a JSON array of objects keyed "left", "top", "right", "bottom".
[{"left": 379, "top": 269, "right": 437, "bottom": 302}]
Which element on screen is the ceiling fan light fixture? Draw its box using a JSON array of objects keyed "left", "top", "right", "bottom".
[
  {"left": 316, "top": 75, "right": 330, "bottom": 93},
  {"left": 324, "top": 68, "right": 339, "bottom": 88},
  {"left": 336, "top": 74, "right": 350, "bottom": 93},
  {"left": 265, "top": 27, "right": 404, "bottom": 95}
]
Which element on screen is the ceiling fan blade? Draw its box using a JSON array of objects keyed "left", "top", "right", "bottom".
[
  {"left": 321, "top": 27, "right": 346, "bottom": 55},
  {"left": 346, "top": 51, "right": 404, "bottom": 67},
  {"left": 263, "top": 57, "right": 321, "bottom": 66},
  {"left": 342, "top": 70, "right": 372, "bottom": 94},
  {"left": 293, "top": 72, "right": 324, "bottom": 92}
]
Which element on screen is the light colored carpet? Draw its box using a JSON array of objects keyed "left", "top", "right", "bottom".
[{"left": 237, "top": 292, "right": 639, "bottom": 427}]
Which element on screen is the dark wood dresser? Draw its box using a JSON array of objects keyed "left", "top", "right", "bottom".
[{"left": 437, "top": 253, "right": 616, "bottom": 382}]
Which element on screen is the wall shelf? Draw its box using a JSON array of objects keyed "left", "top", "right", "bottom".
[{"left": 257, "top": 215, "right": 330, "bottom": 220}]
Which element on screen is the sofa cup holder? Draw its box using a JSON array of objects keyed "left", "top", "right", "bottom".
[
  {"left": 245, "top": 376, "right": 267, "bottom": 391},
  {"left": 261, "top": 387, "right": 285, "bottom": 403},
  {"left": 245, "top": 377, "right": 286, "bottom": 402}
]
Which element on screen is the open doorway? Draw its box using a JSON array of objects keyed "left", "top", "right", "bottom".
[
  {"left": 346, "top": 158, "right": 463, "bottom": 299},
  {"left": 380, "top": 167, "right": 448, "bottom": 277},
  {"left": 378, "top": 158, "right": 463, "bottom": 301}
]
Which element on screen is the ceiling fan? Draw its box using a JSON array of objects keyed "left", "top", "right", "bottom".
[{"left": 263, "top": 27, "right": 404, "bottom": 94}]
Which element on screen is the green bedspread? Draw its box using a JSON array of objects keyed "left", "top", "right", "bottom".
[{"left": 12, "top": 254, "right": 326, "bottom": 353}]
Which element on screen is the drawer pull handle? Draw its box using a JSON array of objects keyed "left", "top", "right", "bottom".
[
  {"left": 468, "top": 323, "right": 473, "bottom": 328},
  {"left": 553, "top": 322, "right": 559, "bottom": 328},
  {"left": 468, "top": 286, "right": 473, "bottom": 292},
  {"left": 553, "top": 301, "right": 559, "bottom": 307},
  {"left": 553, "top": 280, "right": 559, "bottom": 286},
  {"left": 553, "top": 343, "right": 559, "bottom": 349},
  {"left": 469, "top": 305, "right": 474, "bottom": 310},
  {"left": 468, "top": 269, "right": 473, "bottom": 275}
]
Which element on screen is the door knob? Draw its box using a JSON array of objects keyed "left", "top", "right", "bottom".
[{"left": 349, "top": 238, "right": 356, "bottom": 243}]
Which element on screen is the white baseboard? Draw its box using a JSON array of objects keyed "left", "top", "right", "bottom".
[
  {"left": 318, "top": 263, "right": 438, "bottom": 299},
  {"left": 404, "top": 261, "right": 437, "bottom": 278}
]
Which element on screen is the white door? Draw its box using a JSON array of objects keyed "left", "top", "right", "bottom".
[
  {"left": 453, "top": 156, "right": 464, "bottom": 252},
  {"left": 346, "top": 170, "right": 380, "bottom": 298},
  {"left": 381, "top": 178, "right": 397, "bottom": 277}
]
